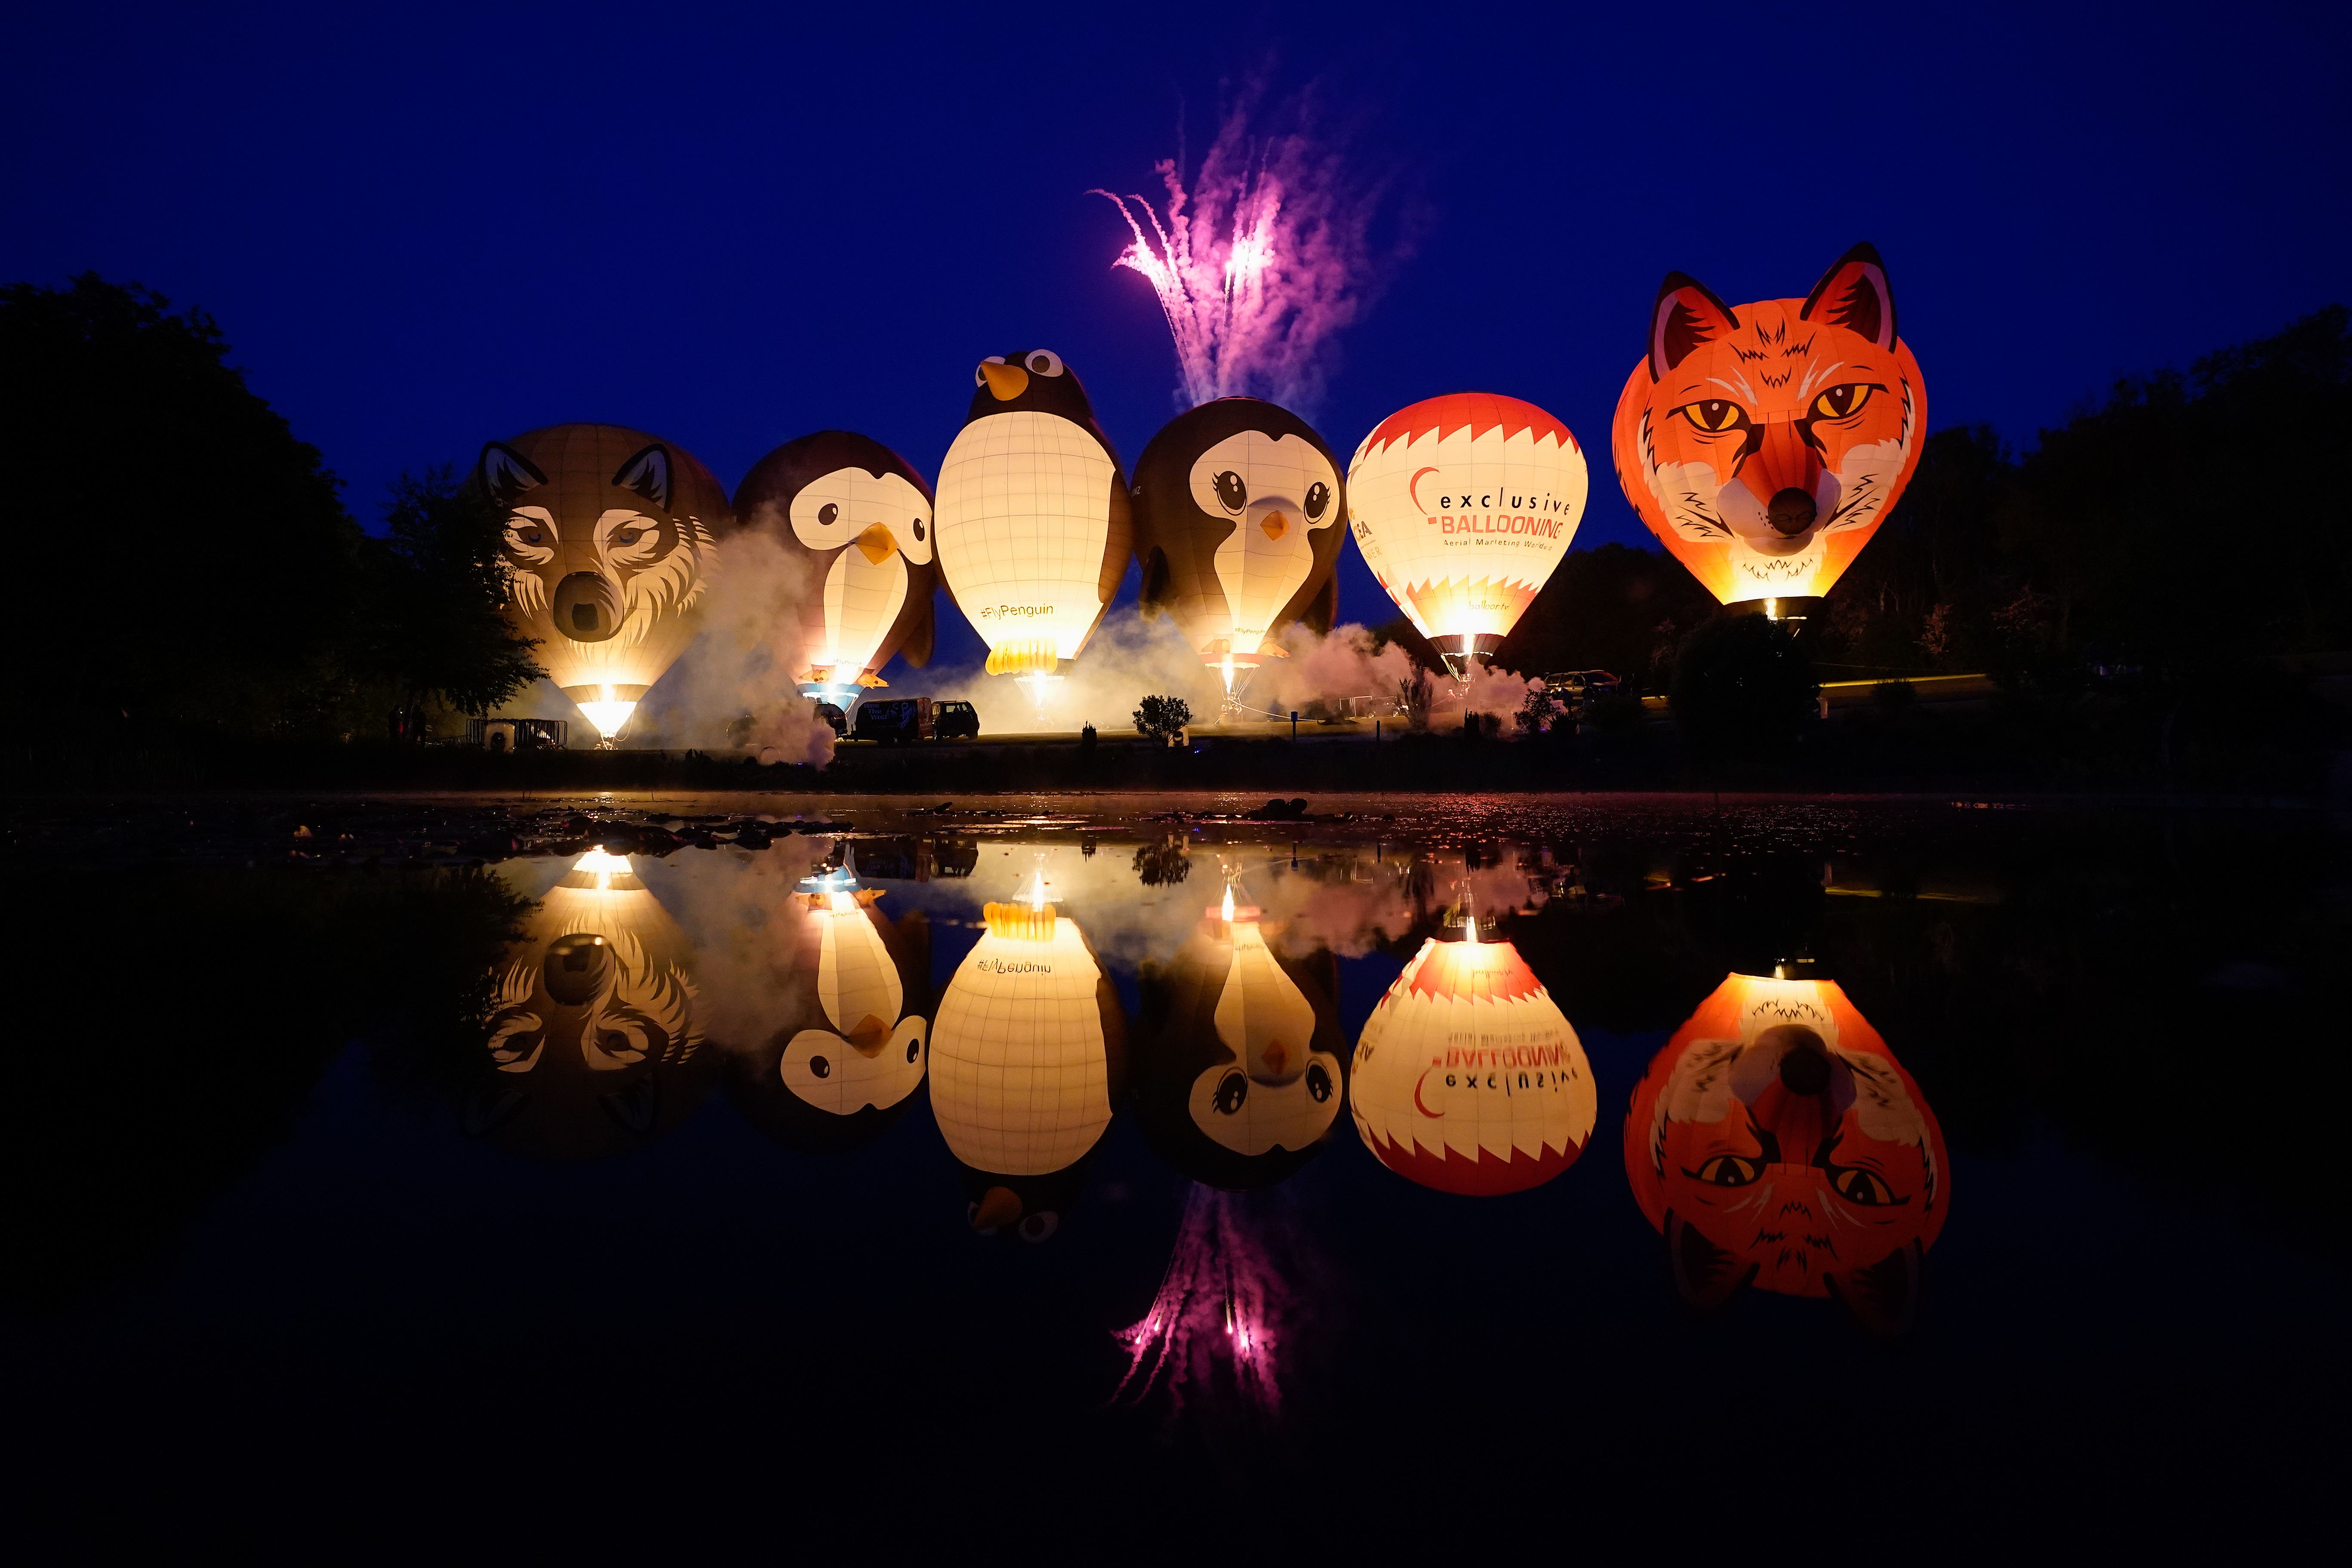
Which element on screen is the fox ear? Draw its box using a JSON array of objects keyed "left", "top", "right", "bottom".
[
  {"left": 1649, "top": 273, "right": 1741, "bottom": 381},
  {"left": 477, "top": 443, "right": 545, "bottom": 505},
  {"left": 1665, "top": 1210, "right": 1755, "bottom": 1311},
  {"left": 613, "top": 444, "right": 674, "bottom": 511},
  {"left": 1824, "top": 1241, "right": 1921, "bottom": 1340},
  {"left": 1801, "top": 243, "right": 1898, "bottom": 350}
]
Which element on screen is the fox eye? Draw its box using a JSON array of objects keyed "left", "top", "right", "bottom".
[
  {"left": 1213, "top": 471, "right": 1247, "bottom": 512},
  {"left": 1676, "top": 399, "right": 1749, "bottom": 434},
  {"left": 818, "top": 503, "right": 839, "bottom": 526},
  {"left": 1828, "top": 1165, "right": 1896, "bottom": 1205},
  {"left": 1692, "top": 1154, "right": 1764, "bottom": 1187},
  {"left": 1304, "top": 481, "right": 1331, "bottom": 520},
  {"left": 1810, "top": 384, "right": 1877, "bottom": 419}
]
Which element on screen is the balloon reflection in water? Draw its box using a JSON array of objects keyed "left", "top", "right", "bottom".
[
  {"left": 1625, "top": 970, "right": 1949, "bottom": 1337},
  {"left": 1350, "top": 918, "right": 1596, "bottom": 1195},
  {"left": 1113, "top": 1186, "right": 1291, "bottom": 1418},
  {"left": 929, "top": 869, "right": 1127, "bottom": 1239},
  {"left": 470, "top": 849, "right": 713, "bottom": 1159}
]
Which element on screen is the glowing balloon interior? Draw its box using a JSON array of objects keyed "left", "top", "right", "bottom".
[
  {"left": 1610, "top": 243, "right": 1927, "bottom": 610},
  {"left": 479, "top": 424, "right": 732, "bottom": 739},
  {"left": 1347, "top": 393, "right": 1586, "bottom": 675},
  {"left": 1350, "top": 926, "right": 1596, "bottom": 1195}
]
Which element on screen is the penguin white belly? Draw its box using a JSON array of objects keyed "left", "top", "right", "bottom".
[
  {"left": 934, "top": 410, "right": 1117, "bottom": 663},
  {"left": 821, "top": 548, "right": 909, "bottom": 679},
  {"left": 1212, "top": 505, "right": 1318, "bottom": 656}
]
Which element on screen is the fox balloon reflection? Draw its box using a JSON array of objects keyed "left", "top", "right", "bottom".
[
  {"left": 478, "top": 424, "right": 732, "bottom": 739},
  {"left": 1625, "top": 969, "right": 1949, "bottom": 1337},
  {"left": 470, "top": 850, "right": 714, "bottom": 1159},
  {"left": 1133, "top": 885, "right": 1347, "bottom": 1190},
  {"left": 1350, "top": 922, "right": 1596, "bottom": 1195},
  {"left": 1610, "top": 243, "right": 1926, "bottom": 610},
  {"left": 929, "top": 873, "right": 1127, "bottom": 1240}
]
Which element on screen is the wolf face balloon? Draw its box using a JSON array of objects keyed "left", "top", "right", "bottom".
[
  {"left": 1624, "top": 970, "right": 1949, "bottom": 1337},
  {"left": 1611, "top": 243, "right": 1927, "bottom": 607},
  {"left": 733, "top": 430, "right": 936, "bottom": 707},
  {"left": 478, "top": 424, "right": 731, "bottom": 738},
  {"left": 1132, "top": 397, "right": 1344, "bottom": 694}
]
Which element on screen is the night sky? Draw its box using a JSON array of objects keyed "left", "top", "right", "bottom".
[{"left": 11, "top": 1, "right": 2346, "bottom": 677}]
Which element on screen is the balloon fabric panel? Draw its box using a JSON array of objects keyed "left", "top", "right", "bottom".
[
  {"left": 936, "top": 413, "right": 1127, "bottom": 672},
  {"left": 930, "top": 905, "right": 1116, "bottom": 1176}
]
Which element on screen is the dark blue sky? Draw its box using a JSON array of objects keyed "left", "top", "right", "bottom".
[{"left": 11, "top": 1, "right": 2346, "bottom": 674}]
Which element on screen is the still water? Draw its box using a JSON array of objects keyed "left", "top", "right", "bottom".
[{"left": 9, "top": 795, "right": 2345, "bottom": 1557}]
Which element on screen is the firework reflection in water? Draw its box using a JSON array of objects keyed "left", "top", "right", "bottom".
[
  {"left": 1114, "top": 1184, "right": 1293, "bottom": 1417},
  {"left": 1093, "top": 88, "right": 1390, "bottom": 412}
]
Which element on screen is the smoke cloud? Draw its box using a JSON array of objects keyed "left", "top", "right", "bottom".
[{"left": 629, "top": 531, "right": 838, "bottom": 767}]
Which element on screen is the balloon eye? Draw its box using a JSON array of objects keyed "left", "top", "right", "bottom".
[
  {"left": 514, "top": 529, "right": 544, "bottom": 546},
  {"left": 1831, "top": 1166, "right": 1892, "bottom": 1204},
  {"left": 905, "top": 1035, "right": 921, "bottom": 1064},
  {"left": 818, "top": 503, "right": 839, "bottom": 526},
  {"left": 1212, "top": 1070, "right": 1248, "bottom": 1114},
  {"left": 1026, "top": 350, "right": 1064, "bottom": 376},
  {"left": 912, "top": 517, "right": 926, "bottom": 542},
  {"left": 1214, "top": 471, "right": 1247, "bottom": 512},
  {"left": 1304, "top": 481, "right": 1331, "bottom": 520},
  {"left": 1811, "top": 384, "right": 1875, "bottom": 419},
  {"left": 1019, "top": 1213, "right": 1059, "bottom": 1243},
  {"left": 611, "top": 529, "right": 640, "bottom": 546},
  {"left": 974, "top": 357, "right": 1004, "bottom": 387},
  {"left": 807, "top": 1054, "right": 831, "bottom": 1079},
  {"left": 1678, "top": 400, "right": 1747, "bottom": 433},
  {"left": 1305, "top": 1063, "right": 1332, "bottom": 1102},
  {"left": 1693, "top": 1154, "right": 1762, "bottom": 1187}
]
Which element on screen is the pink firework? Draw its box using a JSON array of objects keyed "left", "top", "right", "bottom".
[
  {"left": 1113, "top": 1185, "right": 1289, "bottom": 1416},
  {"left": 1093, "top": 89, "right": 1387, "bottom": 412}
]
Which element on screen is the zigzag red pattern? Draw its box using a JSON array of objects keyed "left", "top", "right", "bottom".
[{"left": 1361, "top": 392, "right": 1579, "bottom": 460}]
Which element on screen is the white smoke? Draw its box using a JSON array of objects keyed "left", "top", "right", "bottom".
[
  {"left": 628, "top": 531, "right": 839, "bottom": 767},
  {"left": 890, "top": 606, "right": 1227, "bottom": 738},
  {"left": 1256, "top": 622, "right": 1417, "bottom": 718}
]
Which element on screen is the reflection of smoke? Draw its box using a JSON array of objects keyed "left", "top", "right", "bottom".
[
  {"left": 1093, "top": 83, "right": 1399, "bottom": 413},
  {"left": 890, "top": 607, "right": 1225, "bottom": 736},
  {"left": 1114, "top": 1185, "right": 1293, "bottom": 1418},
  {"left": 629, "top": 532, "right": 838, "bottom": 766}
]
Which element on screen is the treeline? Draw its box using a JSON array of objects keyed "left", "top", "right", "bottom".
[
  {"left": 1504, "top": 305, "right": 2352, "bottom": 691},
  {"left": 3, "top": 274, "right": 536, "bottom": 748}
]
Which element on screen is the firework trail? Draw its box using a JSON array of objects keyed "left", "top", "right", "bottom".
[
  {"left": 1112, "top": 1184, "right": 1290, "bottom": 1417},
  {"left": 1093, "top": 87, "right": 1391, "bottom": 413}
]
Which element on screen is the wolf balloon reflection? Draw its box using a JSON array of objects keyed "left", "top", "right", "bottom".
[{"left": 1625, "top": 970, "right": 1948, "bottom": 1337}]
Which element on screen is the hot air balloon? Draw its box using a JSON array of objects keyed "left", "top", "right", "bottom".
[
  {"left": 1346, "top": 393, "right": 1587, "bottom": 677},
  {"left": 721, "top": 858, "right": 931, "bottom": 1156},
  {"left": 1132, "top": 883, "right": 1347, "bottom": 1190},
  {"left": 1132, "top": 398, "right": 1345, "bottom": 706},
  {"left": 928, "top": 865, "right": 1127, "bottom": 1240},
  {"left": 1349, "top": 915, "right": 1596, "bottom": 1195},
  {"left": 733, "top": 430, "right": 936, "bottom": 719},
  {"left": 467, "top": 849, "right": 715, "bottom": 1160},
  {"left": 477, "top": 424, "right": 731, "bottom": 742},
  {"left": 1610, "top": 243, "right": 1927, "bottom": 622},
  {"left": 933, "top": 349, "right": 1132, "bottom": 718},
  {"left": 1624, "top": 966, "right": 1949, "bottom": 1337}
]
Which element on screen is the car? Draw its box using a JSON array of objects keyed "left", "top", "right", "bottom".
[
  {"left": 850, "top": 696, "right": 980, "bottom": 744},
  {"left": 1541, "top": 670, "right": 1622, "bottom": 712},
  {"left": 932, "top": 699, "right": 980, "bottom": 739}
]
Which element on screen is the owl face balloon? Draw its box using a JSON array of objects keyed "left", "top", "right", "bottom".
[
  {"left": 1611, "top": 243, "right": 1927, "bottom": 609},
  {"left": 734, "top": 430, "right": 936, "bottom": 707},
  {"left": 478, "top": 424, "right": 732, "bottom": 739},
  {"left": 1624, "top": 969, "right": 1949, "bottom": 1337},
  {"left": 1132, "top": 398, "right": 1345, "bottom": 694}
]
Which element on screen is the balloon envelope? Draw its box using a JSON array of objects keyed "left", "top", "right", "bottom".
[
  {"left": 1346, "top": 394, "right": 1586, "bottom": 670},
  {"left": 1610, "top": 244, "right": 1927, "bottom": 607},
  {"left": 478, "top": 424, "right": 731, "bottom": 737}
]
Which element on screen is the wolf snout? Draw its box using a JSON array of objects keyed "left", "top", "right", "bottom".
[{"left": 552, "top": 572, "right": 624, "bottom": 642}]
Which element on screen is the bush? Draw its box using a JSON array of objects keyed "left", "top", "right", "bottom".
[{"left": 1670, "top": 614, "right": 1821, "bottom": 753}]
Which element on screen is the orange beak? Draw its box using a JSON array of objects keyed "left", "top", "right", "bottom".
[
  {"left": 1259, "top": 510, "right": 1290, "bottom": 542},
  {"left": 972, "top": 1186, "right": 1022, "bottom": 1231},
  {"left": 855, "top": 523, "right": 897, "bottom": 565},
  {"left": 979, "top": 361, "right": 1029, "bottom": 401}
]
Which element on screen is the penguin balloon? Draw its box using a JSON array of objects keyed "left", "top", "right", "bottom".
[
  {"left": 933, "top": 350, "right": 1132, "bottom": 717},
  {"left": 1131, "top": 397, "right": 1346, "bottom": 704},
  {"left": 734, "top": 431, "right": 936, "bottom": 715}
]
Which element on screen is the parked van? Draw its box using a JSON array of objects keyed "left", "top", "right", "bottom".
[{"left": 852, "top": 698, "right": 980, "bottom": 744}]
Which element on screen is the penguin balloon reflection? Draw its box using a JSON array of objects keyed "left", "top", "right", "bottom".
[
  {"left": 722, "top": 860, "right": 931, "bottom": 1156},
  {"left": 468, "top": 850, "right": 715, "bottom": 1159},
  {"left": 1132, "top": 398, "right": 1346, "bottom": 703},
  {"left": 1610, "top": 243, "right": 1927, "bottom": 616},
  {"left": 1350, "top": 912, "right": 1596, "bottom": 1195},
  {"left": 928, "top": 867, "right": 1127, "bottom": 1240},
  {"left": 1625, "top": 967, "right": 1949, "bottom": 1338},
  {"left": 733, "top": 431, "right": 936, "bottom": 715},
  {"left": 1133, "top": 883, "right": 1348, "bottom": 1190},
  {"left": 477, "top": 424, "right": 731, "bottom": 741},
  {"left": 933, "top": 350, "right": 1132, "bottom": 717}
]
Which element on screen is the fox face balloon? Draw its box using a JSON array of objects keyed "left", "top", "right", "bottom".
[
  {"left": 1625, "top": 970, "right": 1949, "bottom": 1337},
  {"left": 1611, "top": 243, "right": 1927, "bottom": 608},
  {"left": 734, "top": 430, "right": 936, "bottom": 706},
  {"left": 478, "top": 424, "right": 732, "bottom": 738},
  {"left": 934, "top": 350, "right": 1132, "bottom": 678},
  {"left": 1133, "top": 398, "right": 1345, "bottom": 693}
]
